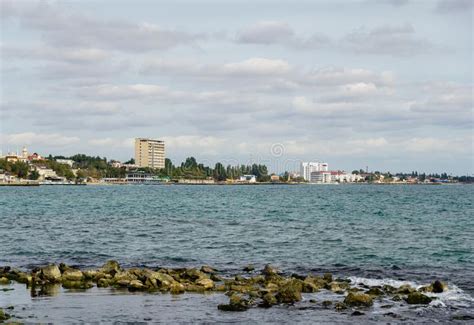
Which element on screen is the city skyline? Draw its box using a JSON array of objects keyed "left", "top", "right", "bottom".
[{"left": 1, "top": 0, "right": 473, "bottom": 174}]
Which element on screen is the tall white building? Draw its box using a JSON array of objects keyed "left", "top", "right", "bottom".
[{"left": 300, "top": 162, "right": 329, "bottom": 181}]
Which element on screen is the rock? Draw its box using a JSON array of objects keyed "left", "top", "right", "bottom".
[
  {"left": 62, "top": 269, "right": 84, "bottom": 281},
  {"left": 183, "top": 268, "right": 206, "bottom": 281},
  {"left": 302, "top": 280, "right": 319, "bottom": 293},
  {"left": 432, "top": 280, "right": 447, "bottom": 293},
  {"left": 234, "top": 275, "right": 246, "bottom": 282},
  {"left": 218, "top": 294, "right": 249, "bottom": 312},
  {"left": 196, "top": 278, "right": 214, "bottom": 290},
  {"left": 0, "top": 308, "right": 11, "bottom": 321},
  {"left": 309, "top": 299, "right": 317, "bottom": 303},
  {"left": 200, "top": 266, "right": 217, "bottom": 274},
  {"left": 243, "top": 264, "right": 255, "bottom": 272},
  {"left": 145, "top": 271, "right": 175, "bottom": 289},
  {"left": 260, "top": 292, "right": 277, "bottom": 308},
  {"left": 185, "top": 284, "right": 206, "bottom": 292},
  {"left": 0, "top": 277, "right": 11, "bottom": 285},
  {"left": 62, "top": 281, "right": 93, "bottom": 289},
  {"left": 344, "top": 292, "right": 373, "bottom": 307},
  {"left": 210, "top": 274, "right": 223, "bottom": 282},
  {"left": 170, "top": 282, "right": 185, "bottom": 294},
  {"left": 128, "top": 280, "right": 145, "bottom": 291},
  {"left": 322, "top": 300, "right": 332, "bottom": 307},
  {"left": 39, "top": 265, "right": 62, "bottom": 283},
  {"left": 275, "top": 280, "right": 302, "bottom": 304},
  {"left": 352, "top": 310, "right": 365, "bottom": 316},
  {"left": 327, "top": 281, "right": 349, "bottom": 294},
  {"left": 303, "top": 276, "right": 327, "bottom": 290},
  {"left": 396, "top": 284, "right": 415, "bottom": 294},
  {"left": 82, "top": 270, "right": 98, "bottom": 279},
  {"left": 262, "top": 264, "right": 278, "bottom": 276},
  {"left": 97, "top": 278, "right": 110, "bottom": 288},
  {"left": 323, "top": 273, "right": 333, "bottom": 283},
  {"left": 100, "top": 260, "right": 121, "bottom": 276},
  {"left": 405, "top": 292, "right": 432, "bottom": 305},
  {"left": 382, "top": 284, "right": 396, "bottom": 294},
  {"left": 392, "top": 295, "right": 402, "bottom": 301},
  {"left": 335, "top": 302, "right": 347, "bottom": 311}
]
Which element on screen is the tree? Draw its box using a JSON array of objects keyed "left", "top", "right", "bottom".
[
  {"left": 11, "top": 161, "right": 29, "bottom": 178},
  {"left": 124, "top": 158, "right": 135, "bottom": 164},
  {"left": 352, "top": 170, "right": 359, "bottom": 175},
  {"left": 29, "top": 169, "right": 40, "bottom": 180}
]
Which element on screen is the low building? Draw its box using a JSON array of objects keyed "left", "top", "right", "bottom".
[
  {"left": 126, "top": 172, "right": 168, "bottom": 184},
  {"left": 239, "top": 175, "right": 257, "bottom": 183},
  {"left": 270, "top": 175, "right": 280, "bottom": 182},
  {"left": 310, "top": 171, "right": 332, "bottom": 183}
]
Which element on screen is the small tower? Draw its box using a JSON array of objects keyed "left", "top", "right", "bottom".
[{"left": 22, "top": 146, "right": 28, "bottom": 159}]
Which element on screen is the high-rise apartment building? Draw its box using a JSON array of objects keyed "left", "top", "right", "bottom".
[
  {"left": 134, "top": 138, "right": 165, "bottom": 169},
  {"left": 300, "top": 162, "right": 329, "bottom": 181}
]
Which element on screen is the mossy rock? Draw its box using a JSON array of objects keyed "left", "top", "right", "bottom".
[
  {"left": 62, "top": 269, "right": 84, "bottom": 282},
  {"left": 62, "top": 280, "right": 93, "bottom": 289},
  {"left": 0, "top": 308, "right": 11, "bottom": 321},
  {"left": 405, "top": 292, "right": 432, "bottom": 305},
  {"left": 275, "top": 280, "right": 302, "bottom": 304},
  {"left": 344, "top": 292, "right": 373, "bottom": 307},
  {"left": 39, "top": 265, "right": 62, "bottom": 283},
  {"left": 260, "top": 292, "right": 277, "bottom": 308},
  {"left": 0, "top": 277, "right": 11, "bottom": 285},
  {"left": 170, "top": 282, "right": 185, "bottom": 294},
  {"left": 396, "top": 284, "right": 415, "bottom": 294},
  {"left": 366, "top": 287, "right": 384, "bottom": 296},
  {"left": 218, "top": 294, "right": 249, "bottom": 311},
  {"left": 335, "top": 302, "right": 348, "bottom": 311},
  {"left": 100, "top": 260, "right": 121, "bottom": 276}
]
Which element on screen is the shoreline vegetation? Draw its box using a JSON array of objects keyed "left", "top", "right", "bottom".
[
  {"left": 1, "top": 154, "right": 472, "bottom": 186},
  {"left": 0, "top": 261, "right": 449, "bottom": 321}
]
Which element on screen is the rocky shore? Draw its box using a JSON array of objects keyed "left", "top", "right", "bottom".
[{"left": 0, "top": 261, "right": 449, "bottom": 320}]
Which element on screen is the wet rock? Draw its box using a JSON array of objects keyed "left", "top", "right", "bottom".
[
  {"left": 185, "top": 284, "right": 206, "bottom": 292},
  {"left": 234, "top": 275, "right": 246, "bottom": 282},
  {"left": 303, "top": 276, "right": 327, "bottom": 290},
  {"left": 200, "top": 266, "right": 217, "bottom": 274},
  {"left": 82, "top": 270, "right": 98, "bottom": 280},
  {"left": 432, "top": 280, "right": 447, "bottom": 293},
  {"left": 344, "top": 292, "right": 373, "bottom": 307},
  {"left": 243, "top": 264, "right": 255, "bottom": 272},
  {"left": 396, "top": 284, "right": 415, "bottom": 294},
  {"left": 262, "top": 264, "right": 278, "bottom": 276},
  {"left": 275, "top": 279, "right": 302, "bottom": 304},
  {"left": 196, "top": 278, "right": 214, "bottom": 290},
  {"left": 97, "top": 278, "right": 110, "bottom": 288},
  {"left": 327, "top": 281, "right": 349, "bottom": 294},
  {"left": 144, "top": 271, "right": 175, "bottom": 289},
  {"left": 100, "top": 260, "right": 121, "bottom": 276},
  {"left": 392, "top": 295, "right": 402, "bottom": 301},
  {"left": 0, "top": 277, "right": 11, "bottom": 285},
  {"left": 218, "top": 294, "right": 249, "bottom": 311},
  {"left": 260, "top": 292, "right": 277, "bottom": 308},
  {"left": 381, "top": 304, "right": 393, "bottom": 309},
  {"left": 62, "top": 269, "right": 84, "bottom": 282},
  {"left": 309, "top": 299, "right": 317, "bottom": 303},
  {"left": 382, "top": 284, "right": 396, "bottom": 294},
  {"left": 128, "top": 279, "right": 145, "bottom": 291},
  {"left": 114, "top": 271, "right": 137, "bottom": 287},
  {"left": 302, "top": 280, "right": 319, "bottom": 293},
  {"left": 404, "top": 292, "right": 432, "bottom": 305},
  {"left": 210, "top": 274, "right": 222, "bottom": 282},
  {"left": 170, "top": 282, "right": 185, "bottom": 294},
  {"left": 39, "top": 265, "right": 62, "bottom": 283},
  {"left": 335, "top": 302, "right": 347, "bottom": 311},
  {"left": 322, "top": 300, "right": 332, "bottom": 307},
  {"left": 323, "top": 273, "right": 333, "bottom": 283},
  {"left": 352, "top": 310, "right": 365, "bottom": 316},
  {"left": 0, "top": 308, "right": 11, "bottom": 321},
  {"left": 62, "top": 280, "right": 93, "bottom": 289}
]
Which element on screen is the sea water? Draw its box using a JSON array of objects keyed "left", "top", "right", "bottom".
[{"left": 0, "top": 184, "right": 473, "bottom": 323}]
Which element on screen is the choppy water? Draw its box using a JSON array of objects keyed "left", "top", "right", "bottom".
[{"left": 1, "top": 184, "right": 473, "bottom": 323}]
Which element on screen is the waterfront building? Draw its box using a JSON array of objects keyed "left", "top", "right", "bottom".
[
  {"left": 270, "top": 175, "right": 280, "bottom": 182},
  {"left": 300, "top": 162, "right": 329, "bottom": 181},
  {"left": 310, "top": 171, "right": 332, "bottom": 183},
  {"left": 239, "top": 175, "right": 257, "bottom": 183},
  {"left": 134, "top": 138, "right": 165, "bottom": 169}
]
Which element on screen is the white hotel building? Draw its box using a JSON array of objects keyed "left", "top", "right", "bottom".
[{"left": 300, "top": 162, "right": 329, "bottom": 181}]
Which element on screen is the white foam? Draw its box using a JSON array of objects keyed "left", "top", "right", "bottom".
[{"left": 347, "top": 276, "right": 474, "bottom": 307}]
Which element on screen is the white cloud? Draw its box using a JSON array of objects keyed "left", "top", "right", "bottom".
[
  {"left": 1, "top": 132, "right": 80, "bottom": 147},
  {"left": 88, "top": 138, "right": 134, "bottom": 148},
  {"left": 221, "top": 58, "right": 291, "bottom": 76}
]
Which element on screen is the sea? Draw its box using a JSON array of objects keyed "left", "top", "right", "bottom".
[{"left": 0, "top": 184, "right": 473, "bottom": 323}]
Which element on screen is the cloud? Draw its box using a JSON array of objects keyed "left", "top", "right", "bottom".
[
  {"left": 1, "top": 132, "right": 80, "bottom": 147},
  {"left": 435, "top": 0, "right": 473, "bottom": 13},
  {"left": 88, "top": 138, "right": 134, "bottom": 148},
  {"left": 2, "top": 45, "right": 110, "bottom": 63},
  {"left": 236, "top": 21, "right": 330, "bottom": 49},
  {"left": 342, "top": 23, "right": 434, "bottom": 56},
  {"left": 3, "top": 0, "right": 205, "bottom": 52}
]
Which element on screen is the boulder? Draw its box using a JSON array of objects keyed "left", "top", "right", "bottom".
[
  {"left": 196, "top": 278, "right": 214, "bottom": 290},
  {"left": 262, "top": 264, "right": 278, "bottom": 276},
  {"left": 344, "top": 292, "right": 373, "bottom": 307},
  {"left": 62, "top": 269, "right": 84, "bottom": 281},
  {"left": 322, "top": 300, "right": 332, "bottom": 307},
  {"left": 366, "top": 287, "right": 384, "bottom": 296},
  {"left": 0, "top": 277, "right": 11, "bottom": 285},
  {"left": 260, "top": 292, "right": 277, "bottom": 308},
  {"left": 275, "top": 280, "right": 302, "bottom": 304},
  {"left": 323, "top": 273, "right": 333, "bottom": 282},
  {"left": 218, "top": 294, "right": 249, "bottom": 312},
  {"left": 62, "top": 281, "right": 93, "bottom": 289},
  {"left": 82, "top": 270, "right": 98, "bottom": 279},
  {"left": 170, "top": 282, "right": 185, "bottom": 294},
  {"left": 405, "top": 292, "right": 432, "bottom": 305},
  {"left": 39, "top": 265, "right": 62, "bottom": 283},
  {"left": 396, "top": 284, "right": 415, "bottom": 294},
  {"left": 200, "top": 266, "right": 217, "bottom": 274},
  {"left": 97, "top": 278, "right": 110, "bottom": 288},
  {"left": 100, "top": 260, "right": 121, "bottom": 276},
  {"left": 0, "top": 308, "right": 11, "bottom": 321},
  {"left": 128, "top": 280, "right": 145, "bottom": 291},
  {"left": 335, "top": 302, "right": 348, "bottom": 311},
  {"left": 243, "top": 264, "right": 255, "bottom": 272},
  {"left": 432, "top": 280, "right": 447, "bottom": 293}
]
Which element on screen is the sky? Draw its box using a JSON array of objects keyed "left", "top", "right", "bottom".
[{"left": 0, "top": 0, "right": 473, "bottom": 175}]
